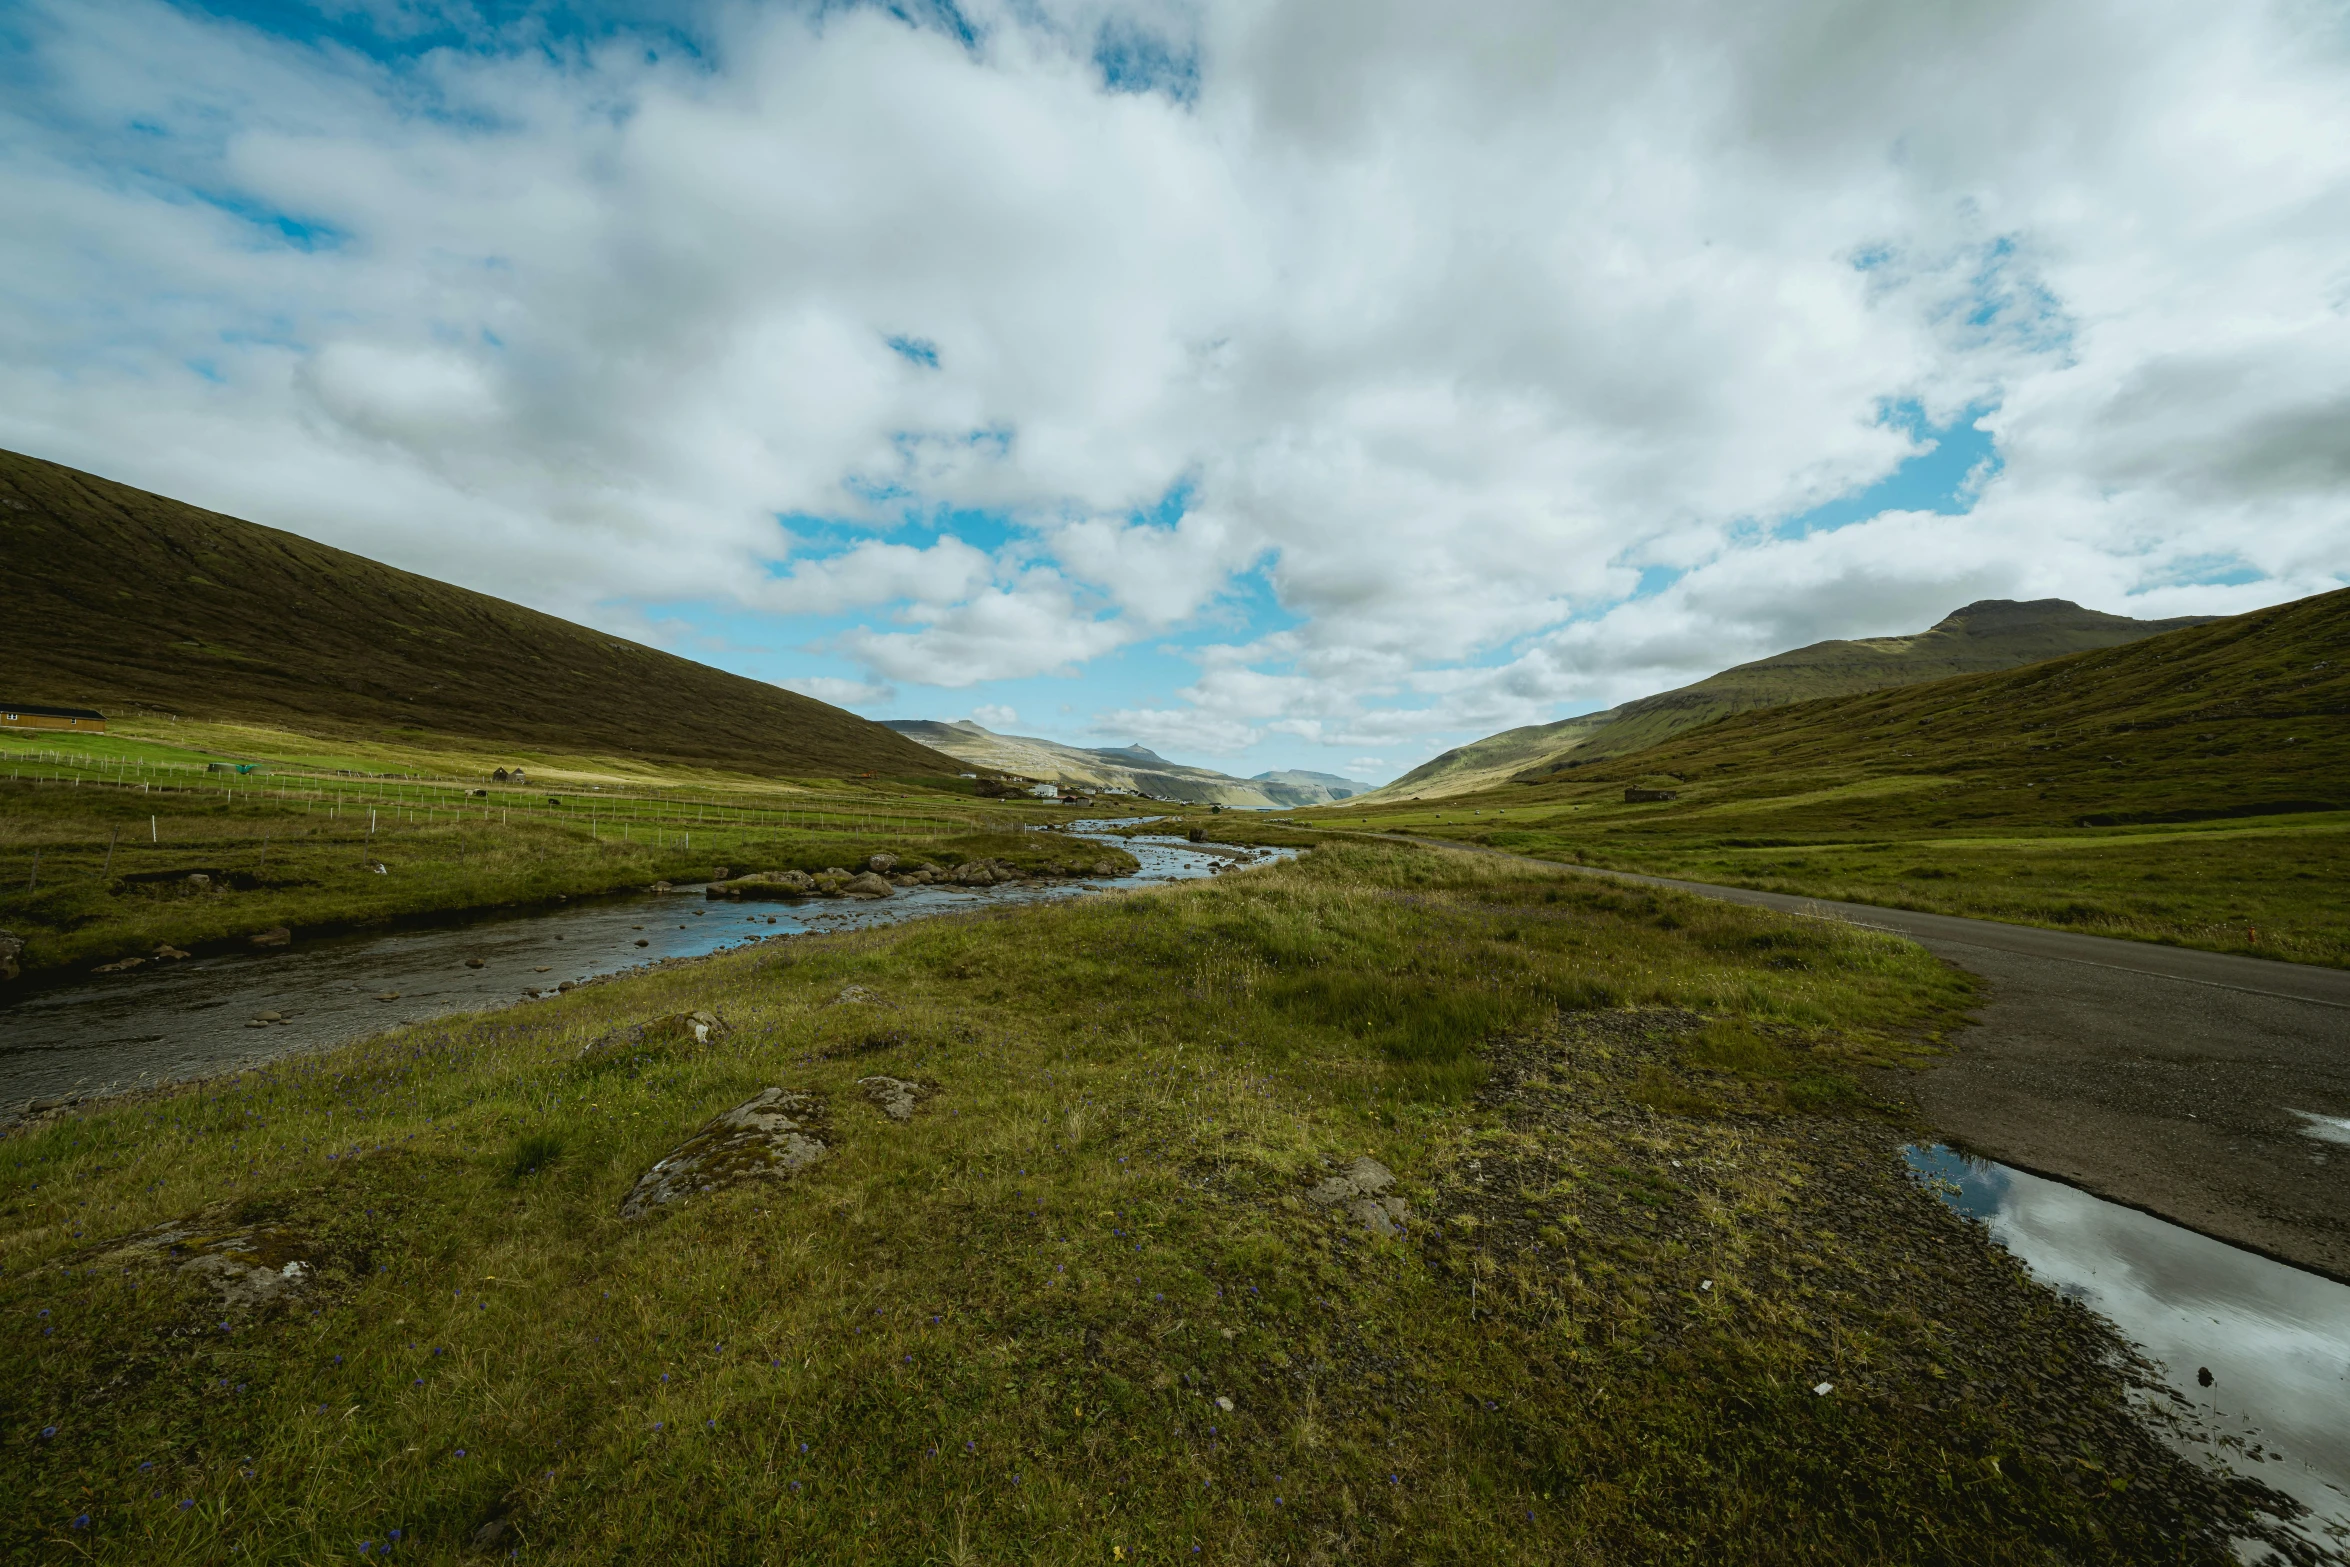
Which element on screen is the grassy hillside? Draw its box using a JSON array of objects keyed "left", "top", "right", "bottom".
[
  {"left": 1359, "top": 713, "right": 1615, "bottom": 801},
  {"left": 0, "top": 450, "right": 953, "bottom": 780},
  {"left": 1328, "top": 587, "right": 2350, "bottom": 963},
  {"left": 3, "top": 842, "right": 2305, "bottom": 1561},
  {"left": 1362, "top": 599, "right": 2213, "bottom": 804}
]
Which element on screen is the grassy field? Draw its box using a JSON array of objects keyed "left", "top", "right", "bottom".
[
  {"left": 2, "top": 840, "right": 2309, "bottom": 1563},
  {"left": 1319, "top": 588, "right": 2350, "bottom": 965},
  {"left": 0, "top": 726, "right": 1125, "bottom": 977}
]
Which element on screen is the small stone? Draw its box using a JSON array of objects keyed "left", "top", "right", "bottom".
[
  {"left": 375, "top": 992, "right": 400, "bottom": 1002},
  {"left": 1306, "top": 1157, "right": 1410, "bottom": 1237},
  {"left": 187, "top": 873, "right": 211, "bottom": 889},
  {"left": 1813, "top": 1381, "right": 1834, "bottom": 1396},
  {"left": 634, "top": 938, "right": 649, "bottom": 947},
  {"left": 248, "top": 927, "right": 291, "bottom": 948},
  {"left": 464, "top": 957, "right": 485, "bottom": 969},
  {"left": 1215, "top": 1396, "right": 1234, "bottom": 1412},
  {"left": 858, "top": 1076, "right": 935, "bottom": 1123},
  {"left": 834, "top": 985, "right": 878, "bottom": 1006}
]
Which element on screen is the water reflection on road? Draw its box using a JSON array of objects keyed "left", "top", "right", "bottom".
[
  {"left": 1905, "top": 1144, "right": 2350, "bottom": 1548},
  {"left": 0, "top": 824, "right": 1287, "bottom": 1110}
]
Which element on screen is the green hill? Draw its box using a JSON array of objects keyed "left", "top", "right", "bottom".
[
  {"left": 0, "top": 450, "right": 954, "bottom": 779},
  {"left": 1362, "top": 599, "right": 2216, "bottom": 802},
  {"left": 1542, "top": 587, "right": 2348, "bottom": 825},
  {"left": 1336, "top": 588, "right": 2350, "bottom": 964}
]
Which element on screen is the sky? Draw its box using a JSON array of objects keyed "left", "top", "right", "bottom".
[{"left": 3, "top": 0, "right": 2346, "bottom": 784}]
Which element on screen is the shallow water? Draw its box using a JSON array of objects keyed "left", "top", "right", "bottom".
[
  {"left": 1905, "top": 1144, "right": 2350, "bottom": 1546},
  {"left": 0, "top": 825, "right": 1280, "bottom": 1110}
]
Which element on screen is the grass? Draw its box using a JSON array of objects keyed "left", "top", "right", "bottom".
[
  {"left": 0, "top": 730, "right": 1131, "bottom": 977},
  {"left": 1321, "top": 587, "right": 2350, "bottom": 965},
  {"left": 0, "top": 842, "right": 2309, "bottom": 1562}
]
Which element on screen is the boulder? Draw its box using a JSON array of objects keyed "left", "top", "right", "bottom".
[
  {"left": 249, "top": 927, "right": 291, "bottom": 948},
  {"left": 619, "top": 1088, "right": 829, "bottom": 1218},
  {"left": 707, "top": 870, "right": 816, "bottom": 900},
  {"left": 867, "top": 852, "right": 899, "bottom": 874},
  {"left": 153, "top": 945, "right": 190, "bottom": 961},
  {"left": 579, "top": 1009, "right": 729, "bottom": 1061},
  {"left": 1092, "top": 861, "right": 1117, "bottom": 877},
  {"left": 93, "top": 956, "right": 145, "bottom": 974},
  {"left": 80, "top": 1213, "right": 319, "bottom": 1314},
  {"left": 712, "top": 866, "right": 732, "bottom": 882},
  {"left": 833, "top": 985, "right": 878, "bottom": 1006},
  {"left": 1306, "top": 1157, "right": 1412, "bottom": 1238},
  {"left": 187, "top": 873, "right": 212, "bottom": 890},
  {"left": 858, "top": 1076, "right": 936, "bottom": 1123},
  {"left": 843, "top": 871, "right": 894, "bottom": 898}
]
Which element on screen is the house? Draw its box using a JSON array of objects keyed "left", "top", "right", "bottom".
[
  {"left": 2, "top": 703, "right": 105, "bottom": 734},
  {"left": 1028, "top": 783, "right": 1060, "bottom": 799}
]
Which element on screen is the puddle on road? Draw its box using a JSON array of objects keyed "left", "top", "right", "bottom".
[
  {"left": 2291, "top": 1111, "right": 2350, "bottom": 1149},
  {"left": 0, "top": 825, "right": 1289, "bottom": 1110},
  {"left": 1905, "top": 1144, "right": 2350, "bottom": 1550}
]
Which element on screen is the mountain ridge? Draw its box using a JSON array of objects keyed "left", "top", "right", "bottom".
[
  {"left": 1356, "top": 597, "right": 2221, "bottom": 802},
  {"left": 879, "top": 720, "right": 1373, "bottom": 807}
]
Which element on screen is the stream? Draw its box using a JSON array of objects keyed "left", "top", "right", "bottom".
[
  {"left": 0, "top": 824, "right": 1281, "bottom": 1112},
  {"left": 1906, "top": 1144, "right": 2350, "bottom": 1551}
]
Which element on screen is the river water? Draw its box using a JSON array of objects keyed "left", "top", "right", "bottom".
[
  {"left": 0, "top": 825, "right": 1279, "bottom": 1111},
  {"left": 1905, "top": 1144, "right": 2350, "bottom": 1552}
]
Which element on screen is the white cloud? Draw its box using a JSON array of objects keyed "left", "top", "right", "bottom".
[
  {"left": 0, "top": 0, "right": 2344, "bottom": 775},
  {"left": 776, "top": 674, "right": 897, "bottom": 710},
  {"left": 971, "top": 703, "right": 1020, "bottom": 727}
]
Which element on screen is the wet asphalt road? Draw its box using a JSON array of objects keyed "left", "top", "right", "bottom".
[{"left": 1399, "top": 835, "right": 2350, "bottom": 1281}]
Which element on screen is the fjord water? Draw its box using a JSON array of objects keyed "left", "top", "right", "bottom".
[
  {"left": 1905, "top": 1144, "right": 2350, "bottom": 1545},
  {"left": 0, "top": 827, "right": 1273, "bottom": 1111}
]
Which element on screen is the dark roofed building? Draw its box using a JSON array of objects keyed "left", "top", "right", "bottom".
[{"left": 2, "top": 703, "right": 105, "bottom": 733}]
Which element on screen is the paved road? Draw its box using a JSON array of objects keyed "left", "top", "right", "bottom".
[{"left": 1396, "top": 835, "right": 2350, "bottom": 1280}]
